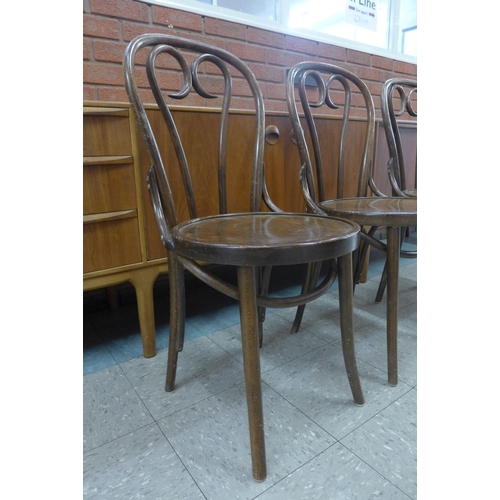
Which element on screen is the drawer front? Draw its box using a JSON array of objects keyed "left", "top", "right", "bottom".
[
  {"left": 83, "top": 217, "right": 142, "bottom": 273},
  {"left": 83, "top": 113, "right": 132, "bottom": 157},
  {"left": 83, "top": 161, "right": 137, "bottom": 215}
]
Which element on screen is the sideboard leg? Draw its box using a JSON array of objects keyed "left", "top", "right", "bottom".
[{"left": 130, "top": 268, "right": 159, "bottom": 358}]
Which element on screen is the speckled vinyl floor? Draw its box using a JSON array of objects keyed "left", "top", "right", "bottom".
[{"left": 83, "top": 234, "right": 417, "bottom": 499}]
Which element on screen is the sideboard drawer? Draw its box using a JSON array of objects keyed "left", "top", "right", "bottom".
[
  {"left": 83, "top": 157, "right": 137, "bottom": 215},
  {"left": 83, "top": 109, "right": 132, "bottom": 157},
  {"left": 83, "top": 214, "right": 142, "bottom": 273}
]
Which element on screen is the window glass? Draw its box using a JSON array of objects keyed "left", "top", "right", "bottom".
[
  {"left": 212, "top": 0, "right": 277, "bottom": 21},
  {"left": 184, "top": 0, "right": 416, "bottom": 59},
  {"left": 399, "top": 0, "right": 417, "bottom": 56},
  {"left": 287, "top": 0, "right": 390, "bottom": 49}
]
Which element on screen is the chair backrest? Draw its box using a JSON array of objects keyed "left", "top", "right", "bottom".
[
  {"left": 380, "top": 78, "right": 417, "bottom": 197},
  {"left": 123, "top": 34, "right": 266, "bottom": 250},
  {"left": 286, "top": 61, "right": 377, "bottom": 207}
]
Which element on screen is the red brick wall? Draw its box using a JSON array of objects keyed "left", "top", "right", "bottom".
[{"left": 83, "top": 0, "right": 417, "bottom": 117}]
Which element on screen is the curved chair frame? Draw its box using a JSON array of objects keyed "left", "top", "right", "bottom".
[
  {"left": 123, "top": 34, "right": 365, "bottom": 481},
  {"left": 286, "top": 61, "right": 417, "bottom": 386},
  {"left": 381, "top": 78, "right": 417, "bottom": 198}
]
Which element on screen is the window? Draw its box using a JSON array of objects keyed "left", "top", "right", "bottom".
[{"left": 144, "top": 0, "right": 416, "bottom": 62}]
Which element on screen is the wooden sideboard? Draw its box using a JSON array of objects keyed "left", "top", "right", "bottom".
[
  {"left": 83, "top": 100, "right": 416, "bottom": 358},
  {"left": 83, "top": 102, "right": 168, "bottom": 358}
]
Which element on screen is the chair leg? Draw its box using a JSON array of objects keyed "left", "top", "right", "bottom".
[
  {"left": 375, "top": 260, "right": 388, "bottom": 303},
  {"left": 337, "top": 254, "right": 365, "bottom": 406},
  {"left": 376, "top": 228, "right": 406, "bottom": 303},
  {"left": 291, "top": 261, "right": 321, "bottom": 333},
  {"left": 165, "top": 252, "right": 185, "bottom": 393},
  {"left": 257, "top": 266, "right": 273, "bottom": 348},
  {"left": 386, "top": 227, "right": 400, "bottom": 386},
  {"left": 237, "top": 266, "right": 267, "bottom": 482}
]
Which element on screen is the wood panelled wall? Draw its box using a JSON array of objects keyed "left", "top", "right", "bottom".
[{"left": 136, "top": 105, "right": 417, "bottom": 262}]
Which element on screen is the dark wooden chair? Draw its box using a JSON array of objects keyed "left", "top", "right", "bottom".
[
  {"left": 123, "top": 34, "right": 365, "bottom": 482},
  {"left": 286, "top": 61, "right": 417, "bottom": 387},
  {"left": 374, "top": 78, "right": 418, "bottom": 302},
  {"left": 381, "top": 78, "right": 417, "bottom": 198}
]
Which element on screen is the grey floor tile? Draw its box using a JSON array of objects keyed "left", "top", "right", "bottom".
[
  {"left": 83, "top": 320, "right": 117, "bottom": 375},
  {"left": 120, "top": 336, "right": 246, "bottom": 421},
  {"left": 83, "top": 365, "right": 154, "bottom": 453},
  {"left": 83, "top": 343, "right": 117, "bottom": 376},
  {"left": 398, "top": 301, "right": 417, "bottom": 332},
  {"left": 256, "top": 443, "right": 411, "bottom": 500},
  {"left": 339, "top": 317, "right": 417, "bottom": 386},
  {"left": 262, "top": 344, "right": 411, "bottom": 440},
  {"left": 186, "top": 292, "right": 241, "bottom": 334},
  {"left": 209, "top": 312, "right": 328, "bottom": 373},
  {"left": 399, "top": 261, "right": 417, "bottom": 280},
  {"left": 273, "top": 291, "right": 381, "bottom": 343},
  {"left": 83, "top": 423, "right": 205, "bottom": 500},
  {"left": 158, "top": 382, "right": 336, "bottom": 500},
  {"left": 95, "top": 316, "right": 144, "bottom": 364},
  {"left": 351, "top": 274, "right": 417, "bottom": 319},
  {"left": 341, "top": 388, "right": 417, "bottom": 499}
]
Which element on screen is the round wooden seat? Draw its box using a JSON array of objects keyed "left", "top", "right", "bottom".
[
  {"left": 173, "top": 213, "right": 360, "bottom": 267},
  {"left": 320, "top": 197, "right": 417, "bottom": 228}
]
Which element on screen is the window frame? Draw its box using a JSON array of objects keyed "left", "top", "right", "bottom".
[{"left": 140, "top": 0, "right": 417, "bottom": 63}]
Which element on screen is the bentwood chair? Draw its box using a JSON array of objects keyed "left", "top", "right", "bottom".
[
  {"left": 123, "top": 34, "right": 365, "bottom": 482},
  {"left": 374, "top": 78, "right": 418, "bottom": 301},
  {"left": 286, "top": 61, "right": 417, "bottom": 387},
  {"left": 381, "top": 78, "right": 417, "bottom": 198}
]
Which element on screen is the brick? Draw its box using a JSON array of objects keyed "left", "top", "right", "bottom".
[
  {"left": 200, "top": 58, "right": 245, "bottom": 81},
  {"left": 83, "top": 38, "right": 91, "bottom": 60},
  {"left": 98, "top": 87, "right": 130, "bottom": 103},
  {"left": 248, "top": 63, "right": 285, "bottom": 83},
  {"left": 265, "top": 99, "right": 287, "bottom": 113},
  {"left": 83, "top": 85, "right": 97, "bottom": 100},
  {"left": 367, "top": 81, "right": 383, "bottom": 99},
  {"left": 285, "top": 36, "right": 318, "bottom": 56},
  {"left": 232, "top": 79, "right": 255, "bottom": 98},
  {"left": 267, "top": 48, "right": 302, "bottom": 68},
  {"left": 93, "top": 40, "right": 127, "bottom": 63},
  {"left": 148, "top": 49, "right": 197, "bottom": 71},
  {"left": 247, "top": 27, "right": 284, "bottom": 49},
  {"left": 394, "top": 60, "right": 417, "bottom": 76},
  {"left": 133, "top": 66, "right": 180, "bottom": 91},
  {"left": 176, "top": 33, "right": 226, "bottom": 51},
  {"left": 350, "top": 107, "right": 370, "bottom": 119},
  {"left": 358, "top": 66, "right": 383, "bottom": 83},
  {"left": 228, "top": 97, "right": 254, "bottom": 110},
  {"left": 129, "top": 88, "right": 154, "bottom": 105},
  {"left": 90, "top": 0, "right": 149, "bottom": 22},
  {"left": 372, "top": 55, "right": 393, "bottom": 71},
  {"left": 227, "top": 41, "right": 266, "bottom": 63},
  {"left": 266, "top": 83, "right": 286, "bottom": 101},
  {"left": 318, "top": 43, "right": 346, "bottom": 62},
  {"left": 352, "top": 91, "right": 371, "bottom": 109},
  {"left": 83, "top": 62, "right": 124, "bottom": 86},
  {"left": 205, "top": 17, "right": 246, "bottom": 41},
  {"left": 190, "top": 74, "right": 225, "bottom": 97},
  {"left": 152, "top": 6, "right": 202, "bottom": 31},
  {"left": 122, "top": 21, "right": 173, "bottom": 41},
  {"left": 346, "top": 49, "right": 371, "bottom": 66},
  {"left": 83, "top": 14, "right": 120, "bottom": 40}
]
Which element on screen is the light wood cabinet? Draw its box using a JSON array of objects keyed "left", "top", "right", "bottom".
[{"left": 83, "top": 102, "right": 168, "bottom": 358}]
